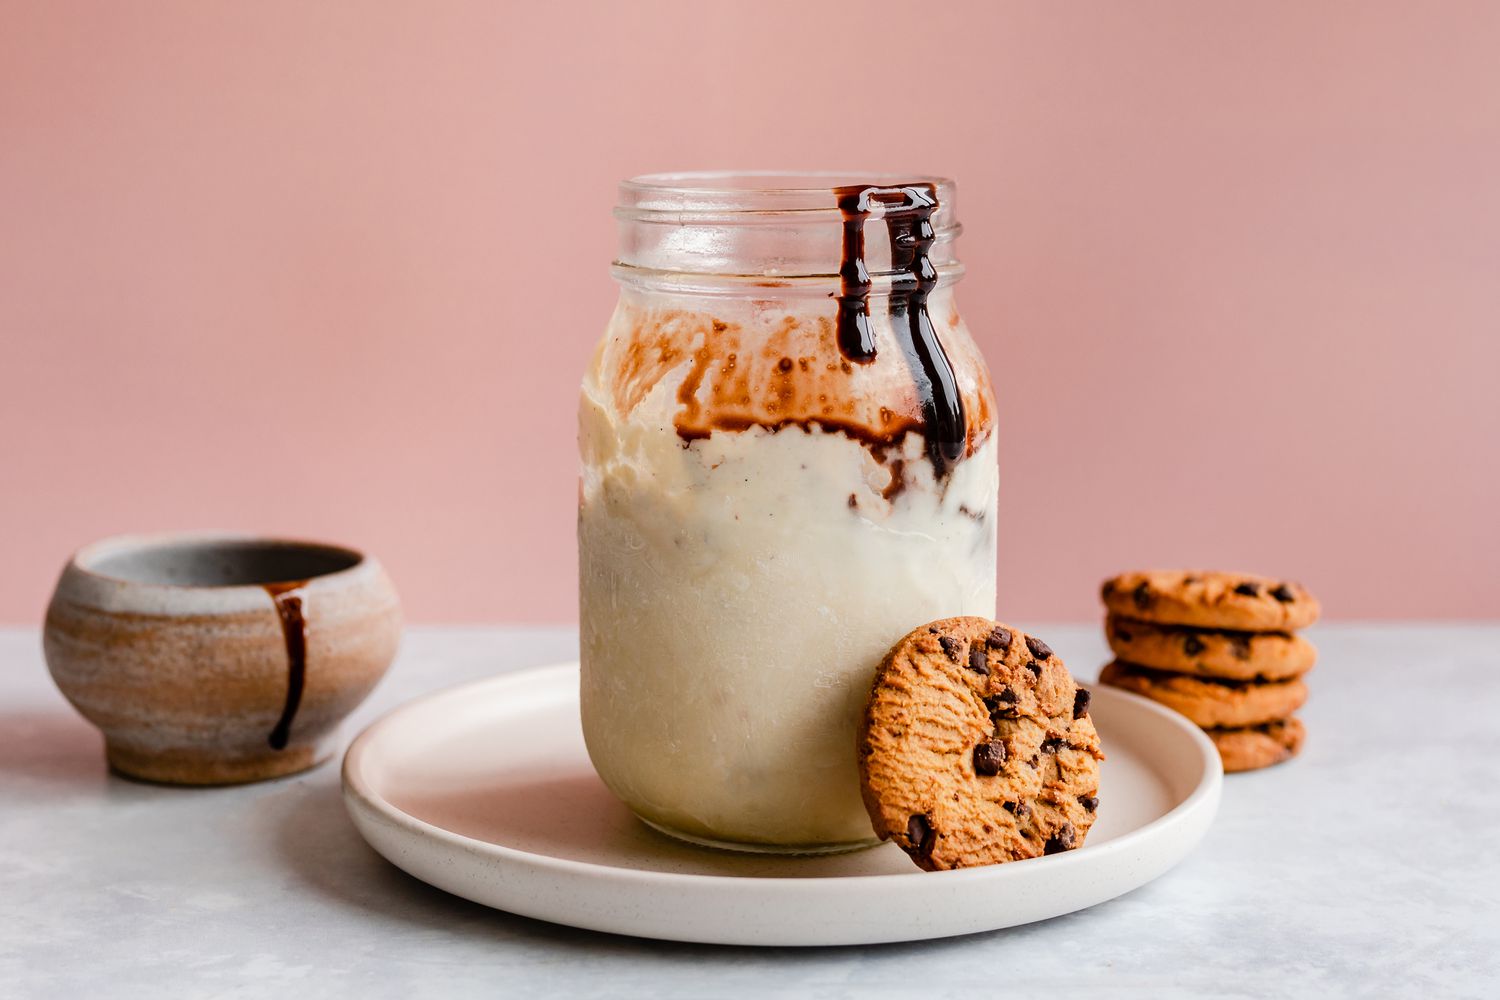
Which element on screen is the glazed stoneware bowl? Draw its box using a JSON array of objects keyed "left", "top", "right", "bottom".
[{"left": 43, "top": 532, "right": 402, "bottom": 785}]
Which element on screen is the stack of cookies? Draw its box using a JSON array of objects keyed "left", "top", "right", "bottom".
[{"left": 1097, "top": 570, "right": 1318, "bottom": 773}]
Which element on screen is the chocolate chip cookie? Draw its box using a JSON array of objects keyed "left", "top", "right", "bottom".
[
  {"left": 1101, "top": 571, "right": 1320, "bottom": 632},
  {"left": 1098, "top": 660, "right": 1307, "bottom": 728},
  {"left": 1105, "top": 615, "right": 1316, "bottom": 681},
  {"left": 1206, "top": 717, "right": 1305, "bottom": 773},
  {"left": 859, "top": 617, "right": 1104, "bottom": 871}
]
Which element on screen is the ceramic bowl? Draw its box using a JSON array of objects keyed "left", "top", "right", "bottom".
[{"left": 43, "top": 532, "right": 401, "bottom": 785}]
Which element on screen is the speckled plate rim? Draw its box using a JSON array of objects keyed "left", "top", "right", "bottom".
[{"left": 342, "top": 662, "right": 1223, "bottom": 946}]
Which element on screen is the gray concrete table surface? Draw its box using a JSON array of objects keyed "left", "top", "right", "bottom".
[{"left": 2, "top": 624, "right": 1497, "bottom": 999}]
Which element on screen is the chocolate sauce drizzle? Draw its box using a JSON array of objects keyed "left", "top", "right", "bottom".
[
  {"left": 263, "top": 581, "right": 308, "bottom": 751},
  {"left": 834, "top": 184, "right": 966, "bottom": 475},
  {"left": 835, "top": 189, "right": 877, "bottom": 362}
]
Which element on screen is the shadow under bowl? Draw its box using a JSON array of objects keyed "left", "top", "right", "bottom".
[{"left": 43, "top": 532, "right": 402, "bottom": 785}]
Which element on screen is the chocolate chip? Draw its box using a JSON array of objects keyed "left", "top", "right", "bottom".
[
  {"left": 1073, "top": 688, "right": 1091, "bottom": 719},
  {"left": 1271, "top": 583, "right": 1297, "bottom": 603},
  {"left": 938, "top": 635, "right": 963, "bottom": 662},
  {"left": 1079, "top": 795, "right": 1099, "bottom": 813},
  {"left": 1182, "top": 575, "right": 1200, "bottom": 585},
  {"left": 1230, "top": 634, "right": 1252, "bottom": 660},
  {"left": 1113, "top": 623, "right": 1133, "bottom": 642},
  {"left": 1044, "top": 823, "right": 1077, "bottom": 855},
  {"left": 1025, "top": 635, "right": 1053, "bottom": 660},
  {"left": 906, "top": 814, "right": 933, "bottom": 853},
  {"left": 1183, "top": 634, "right": 1205, "bottom": 656},
  {"left": 1025, "top": 660, "right": 1043, "bottom": 678},
  {"left": 1234, "top": 581, "right": 1261, "bottom": 597},
  {"left": 1132, "top": 582, "right": 1153, "bottom": 610},
  {"left": 1041, "top": 736, "right": 1063, "bottom": 754},
  {"left": 972, "top": 741, "right": 1007, "bottom": 775},
  {"left": 967, "top": 645, "right": 988, "bottom": 675},
  {"left": 986, "top": 626, "right": 1012, "bottom": 652},
  {"left": 1003, "top": 800, "right": 1030, "bottom": 818},
  {"left": 985, "top": 687, "right": 1018, "bottom": 720}
]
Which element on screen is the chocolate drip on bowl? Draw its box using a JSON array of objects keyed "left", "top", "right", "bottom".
[{"left": 264, "top": 581, "right": 308, "bottom": 750}]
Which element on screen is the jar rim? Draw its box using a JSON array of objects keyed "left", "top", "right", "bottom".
[
  {"left": 617, "top": 171, "right": 958, "bottom": 222},
  {"left": 614, "top": 170, "right": 962, "bottom": 285}
]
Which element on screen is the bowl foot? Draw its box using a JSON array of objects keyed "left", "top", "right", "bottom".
[{"left": 105, "top": 732, "right": 338, "bottom": 786}]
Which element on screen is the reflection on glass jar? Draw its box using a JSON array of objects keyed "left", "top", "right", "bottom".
[{"left": 579, "top": 173, "right": 998, "bottom": 853}]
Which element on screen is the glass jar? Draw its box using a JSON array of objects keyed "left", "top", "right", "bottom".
[{"left": 579, "top": 172, "right": 997, "bottom": 853}]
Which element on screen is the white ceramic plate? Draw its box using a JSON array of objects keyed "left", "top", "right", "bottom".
[{"left": 342, "top": 663, "right": 1221, "bottom": 946}]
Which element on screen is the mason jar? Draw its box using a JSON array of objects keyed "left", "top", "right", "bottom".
[{"left": 579, "top": 172, "right": 997, "bottom": 853}]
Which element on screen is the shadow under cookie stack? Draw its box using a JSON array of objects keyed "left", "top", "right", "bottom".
[{"left": 1097, "top": 571, "right": 1319, "bottom": 773}]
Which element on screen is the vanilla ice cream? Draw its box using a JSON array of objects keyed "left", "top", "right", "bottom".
[{"left": 579, "top": 274, "right": 997, "bottom": 850}]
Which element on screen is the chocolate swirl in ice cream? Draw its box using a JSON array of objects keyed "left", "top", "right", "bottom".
[
  {"left": 834, "top": 183, "right": 967, "bottom": 476},
  {"left": 609, "top": 308, "right": 992, "bottom": 465}
]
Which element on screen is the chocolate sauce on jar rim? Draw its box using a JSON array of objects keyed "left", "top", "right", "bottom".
[{"left": 835, "top": 183, "right": 967, "bottom": 476}]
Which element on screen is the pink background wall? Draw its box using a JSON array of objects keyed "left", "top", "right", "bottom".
[{"left": 3, "top": 1, "right": 1498, "bottom": 623}]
